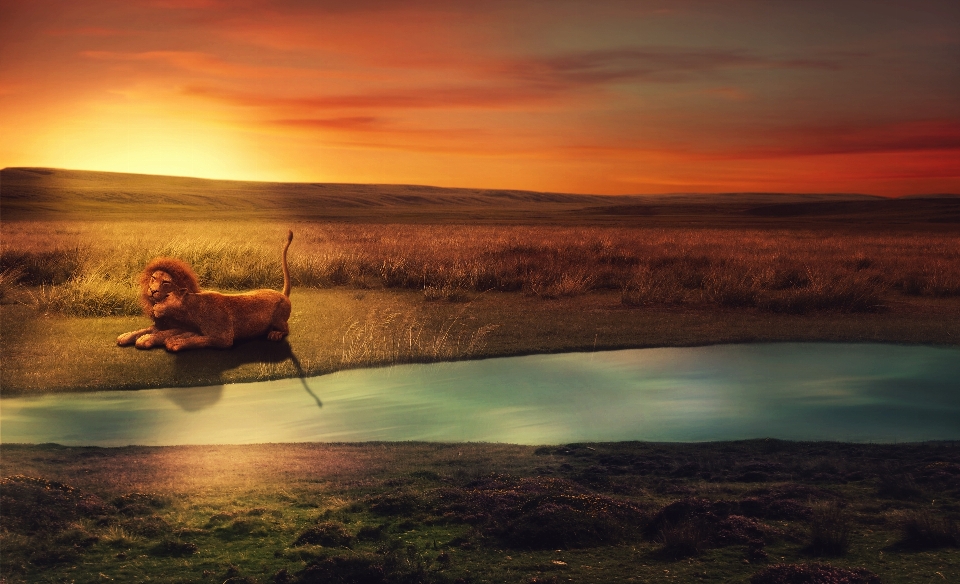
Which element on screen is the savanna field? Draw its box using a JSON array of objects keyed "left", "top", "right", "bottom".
[
  {"left": 3, "top": 221, "right": 960, "bottom": 316},
  {"left": 2, "top": 170, "right": 960, "bottom": 582}
]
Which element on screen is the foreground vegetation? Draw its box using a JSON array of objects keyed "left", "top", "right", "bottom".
[{"left": 2, "top": 441, "right": 959, "bottom": 583}]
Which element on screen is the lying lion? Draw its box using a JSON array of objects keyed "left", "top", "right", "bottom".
[
  {"left": 124, "top": 231, "right": 294, "bottom": 352},
  {"left": 116, "top": 257, "right": 202, "bottom": 349}
]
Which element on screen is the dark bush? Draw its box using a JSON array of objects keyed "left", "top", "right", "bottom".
[
  {"left": 150, "top": 539, "right": 198, "bottom": 557},
  {"left": 295, "top": 521, "right": 354, "bottom": 548},
  {"left": 497, "top": 495, "right": 640, "bottom": 549},
  {"left": 646, "top": 498, "right": 776, "bottom": 558},
  {"left": 751, "top": 563, "right": 881, "bottom": 584},
  {"left": 431, "top": 475, "right": 646, "bottom": 549},
  {"left": 876, "top": 473, "right": 924, "bottom": 500},
  {"left": 120, "top": 515, "right": 171, "bottom": 537},
  {"left": 0, "top": 475, "right": 113, "bottom": 534},
  {"left": 0, "top": 249, "right": 82, "bottom": 285},
  {"left": 657, "top": 518, "right": 705, "bottom": 558},
  {"left": 739, "top": 495, "right": 812, "bottom": 521},
  {"left": 366, "top": 490, "right": 424, "bottom": 516},
  {"left": 895, "top": 510, "right": 959, "bottom": 550},
  {"left": 806, "top": 503, "right": 851, "bottom": 557},
  {"left": 294, "top": 551, "right": 436, "bottom": 584},
  {"left": 113, "top": 492, "right": 168, "bottom": 515}
]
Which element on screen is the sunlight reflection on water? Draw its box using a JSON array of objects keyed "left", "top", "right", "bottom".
[{"left": 2, "top": 343, "right": 959, "bottom": 446}]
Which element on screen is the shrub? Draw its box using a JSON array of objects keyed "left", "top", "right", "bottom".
[
  {"left": 295, "top": 521, "right": 354, "bottom": 548},
  {"left": 0, "top": 475, "right": 112, "bottom": 534},
  {"left": 875, "top": 473, "right": 924, "bottom": 500},
  {"left": 657, "top": 519, "right": 705, "bottom": 558},
  {"left": 293, "top": 549, "right": 435, "bottom": 584},
  {"left": 150, "top": 539, "right": 198, "bottom": 557},
  {"left": 806, "top": 502, "right": 851, "bottom": 556},
  {"left": 751, "top": 563, "right": 881, "bottom": 584},
  {"left": 896, "top": 510, "right": 959, "bottom": 550},
  {"left": 0, "top": 266, "right": 24, "bottom": 301}
]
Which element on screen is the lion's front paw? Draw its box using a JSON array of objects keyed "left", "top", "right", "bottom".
[
  {"left": 117, "top": 333, "right": 135, "bottom": 346},
  {"left": 165, "top": 338, "right": 186, "bottom": 352},
  {"left": 135, "top": 335, "right": 157, "bottom": 349},
  {"left": 267, "top": 330, "right": 285, "bottom": 341}
]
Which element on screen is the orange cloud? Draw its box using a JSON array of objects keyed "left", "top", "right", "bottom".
[{"left": 1, "top": 0, "right": 958, "bottom": 195}]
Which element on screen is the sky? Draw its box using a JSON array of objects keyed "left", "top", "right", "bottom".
[{"left": 1, "top": 0, "right": 958, "bottom": 196}]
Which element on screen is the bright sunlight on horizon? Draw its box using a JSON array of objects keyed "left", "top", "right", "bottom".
[{"left": 1, "top": 0, "right": 958, "bottom": 195}]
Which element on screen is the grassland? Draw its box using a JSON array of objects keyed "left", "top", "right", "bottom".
[
  {"left": 2, "top": 218, "right": 960, "bottom": 394},
  {"left": 2, "top": 168, "right": 960, "bottom": 582},
  {"left": 2, "top": 441, "right": 959, "bottom": 583}
]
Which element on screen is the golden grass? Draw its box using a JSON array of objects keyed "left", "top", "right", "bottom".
[{"left": 3, "top": 220, "right": 958, "bottom": 317}]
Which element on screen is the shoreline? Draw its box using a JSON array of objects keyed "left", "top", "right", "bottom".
[{"left": 3, "top": 288, "right": 959, "bottom": 396}]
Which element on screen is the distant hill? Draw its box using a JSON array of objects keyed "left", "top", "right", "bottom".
[{"left": 1, "top": 167, "right": 957, "bottom": 229}]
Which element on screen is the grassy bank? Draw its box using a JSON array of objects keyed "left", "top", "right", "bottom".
[
  {"left": 2, "top": 217, "right": 959, "bottom": 395},
  {"left": 2, "top": 441, "right": 959, "bottom": 583},
  {"left": 3, "top": 288, "right": 959, "bottom": 395}
]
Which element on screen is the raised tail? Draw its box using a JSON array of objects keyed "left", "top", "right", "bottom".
[{"left": 282, "top": 230, "right": 293, "bottom": 297}]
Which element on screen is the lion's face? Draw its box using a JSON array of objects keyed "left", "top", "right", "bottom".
[
  {"left": 148, "top": 270, "right": 176, "bottom": 302},
  {"left": 152, "top": 289, "right": 186, "bottom": 319}
]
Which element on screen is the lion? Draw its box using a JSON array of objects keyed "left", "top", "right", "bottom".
[
  {"left": 148, "top": 230, "right": 294, "bottom": 352},
  {"left": 116, "top": 257, "right": 202, "bottom": 349}
]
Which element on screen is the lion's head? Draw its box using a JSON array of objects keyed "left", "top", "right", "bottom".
[{"left": 137, "top": 258, "right": 201, "bottom": 319}]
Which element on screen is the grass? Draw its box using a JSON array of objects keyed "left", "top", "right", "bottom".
[
  {"left": 2, "top": 218, "right": 959, "bottom": 395},
  {"left": 2, "top": 440, "right": 959, "bottom": 583},
  {"left": 3, "top": 220, "right": 959, "bottom": 317},
  {"left": 3, "top": 287, "right": 958, "bottom": 395}
]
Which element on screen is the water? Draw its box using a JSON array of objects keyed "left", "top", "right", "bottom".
[{"left": 2, "top": 343, "right": 958, "bottom": 446}]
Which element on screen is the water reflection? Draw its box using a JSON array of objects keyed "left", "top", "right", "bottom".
[
  {"left": 163, "top": 385, "right": 223, "bottom": 412},
  {"left": 167, "top": 338, "right": 315, "bottom": 411},
  {"left": 2, "top": 343, "right": 959, "bottom": 446}
]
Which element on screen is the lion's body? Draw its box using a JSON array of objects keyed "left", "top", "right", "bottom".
[
  {"left": 152, "top": 287, "right": 292, "bottom": 350},
  {"left": 117, "top": 231, "right": 294, "bottom": 352}
]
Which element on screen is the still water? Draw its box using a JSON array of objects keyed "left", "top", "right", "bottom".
[{"left": 2, "top": 343, "right": 959, "bottom": 446}]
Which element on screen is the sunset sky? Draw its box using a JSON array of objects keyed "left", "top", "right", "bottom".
[{"left": 1, "top": 0, "right": 958, "bottom": 195}]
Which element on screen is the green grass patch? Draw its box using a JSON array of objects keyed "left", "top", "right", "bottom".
[
  {"left": 2, "top": 441, "right": 960, "bottom": 583},
  {"left": 2, "top": 288, "right": 959, "bottom": 395}
]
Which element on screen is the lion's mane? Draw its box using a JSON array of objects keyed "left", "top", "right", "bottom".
[{"left": 137, "top": 257, "right": 201, "bottom": 318}]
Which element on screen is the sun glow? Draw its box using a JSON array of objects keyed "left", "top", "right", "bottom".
[{"left": 18, "top": 96, "right": 278, "bottom": 182}]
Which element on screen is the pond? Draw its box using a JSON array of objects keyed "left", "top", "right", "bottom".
[{"left": 2, "top": 343, "right": 959, "bottom": 446}]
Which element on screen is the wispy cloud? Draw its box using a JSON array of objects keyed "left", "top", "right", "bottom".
[
  {"left": 44, "top": 27, "right": 131, "bottom": 37},
  {"left": 497, "top": 47, "right": 845, "bottom": 87},
  {"left": 81, "top": 50, "right": 303, "bottom": 79},
  {"left": 183, "top": 84, "right": 558, "bottom": 111}
]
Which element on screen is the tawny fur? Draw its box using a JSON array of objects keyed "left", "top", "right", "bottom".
[
  {"left": 149, "top": 231, "right": 294, "bottom": 352},
  {"left": 116, "top": 257, "right": 203, "bottom": 349}
]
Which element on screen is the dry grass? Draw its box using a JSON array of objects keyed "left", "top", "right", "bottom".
[
  {"left": 3, "top": 220, "right": 958, "bottom": 317},
  {"left": 338, "top": 307, "right": 500, "bottom": 365}
]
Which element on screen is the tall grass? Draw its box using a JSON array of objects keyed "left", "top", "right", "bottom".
[
  {"left": 806, "top": 501, "right": 852, "bottom": 556},
  {"left": 339, "top": 308, "right": 500, "bottom": 364},
  {"left": 2, "top": 220, "right": 958, "bottom": 316}
]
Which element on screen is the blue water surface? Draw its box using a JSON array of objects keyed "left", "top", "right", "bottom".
[{"left": 2, "top": 343, "right": 958, "bottom": 446}]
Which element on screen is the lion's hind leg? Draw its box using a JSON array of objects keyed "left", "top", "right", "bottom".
[
  {"left": 266, "top": 301, "right": 291, "bottom": 341},
  {"left": 266, "top": 329, "right": 287, "bottom": 341}
]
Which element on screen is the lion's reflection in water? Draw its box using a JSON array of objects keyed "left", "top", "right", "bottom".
[{"left": 162, "top": 385, "right": 224, "bottom": 412}]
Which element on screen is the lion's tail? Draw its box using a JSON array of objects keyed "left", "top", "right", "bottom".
[{"left": 282, "top": 230, "right": 293, "bottom": 297}]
